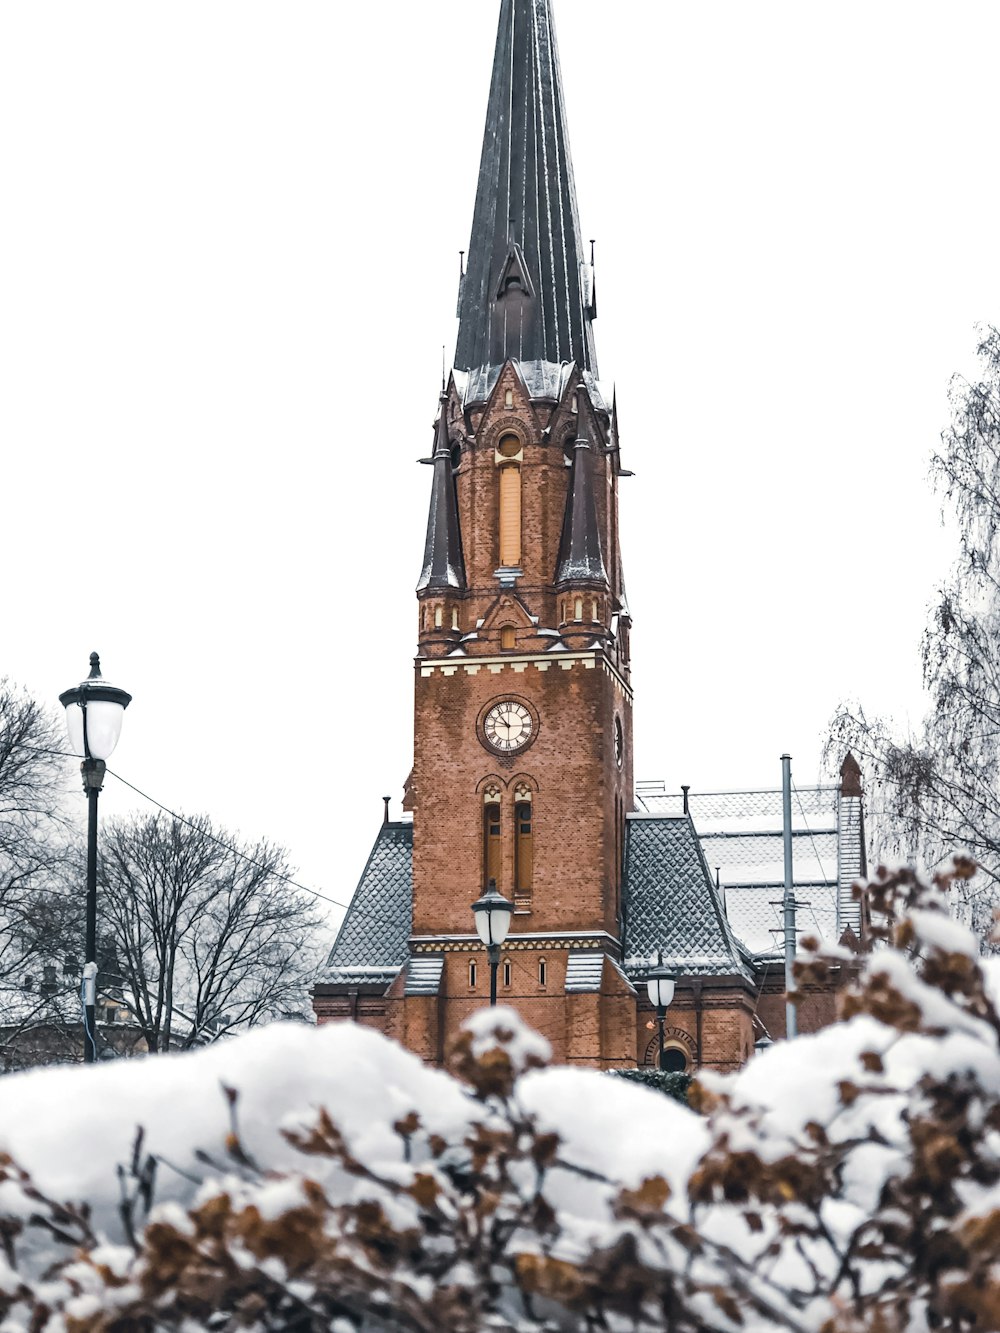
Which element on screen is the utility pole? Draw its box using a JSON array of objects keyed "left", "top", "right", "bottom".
[{"left": 781, "top": 754, "right": 797, "bottom": 1039}]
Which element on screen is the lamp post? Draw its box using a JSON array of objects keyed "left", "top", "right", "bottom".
[
  {"left": 471, "top": 879, "right": 514, "bottom": 1006},
  {"left": 59, "top": 653, "right": 131, "bottom": 1063},
  {"left": 645, "top": 951, "right": 676, "bottom": 1071}
]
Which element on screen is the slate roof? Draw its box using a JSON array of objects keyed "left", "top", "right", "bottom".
[
  {"left": 456, "top": 0, "right": 599, "bottom": 402},
  {"left": 321, "top": 785, "right": 864, "bottom": 990},
  {"left": 565, "top": 952, "right": 634, "bottom": 994},
  {"left": 321, "top": 822, "right": 412, "bottom": 986},
  {"left": 635, "top": 784, "right": 843, "bottom": 956},
  {"left": 556, "top": 436, "right": 607, "bottom": 585},
  {"left": 417, "top": 396, "right": 466, "bottom": 593},
  {"left": 623, "top": 815, "right": 754, "bottom": 982}
]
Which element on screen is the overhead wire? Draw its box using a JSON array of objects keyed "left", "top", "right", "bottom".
[
  {"left": 105, "top": 768, "right": 355, "bottom": 913},
  {"left": 25, "top": 744, "right": 356, "bottom": 916}
]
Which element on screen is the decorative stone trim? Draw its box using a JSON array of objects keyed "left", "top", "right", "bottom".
[
  {"left": 418, "top": 651, "right": 632, "bottom": 699},
  {"left": 411, "top": 932, "right": 613, "bottom": 954}
]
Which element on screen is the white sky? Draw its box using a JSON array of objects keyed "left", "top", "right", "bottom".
[{"left": 2, "top": 1, "right": 998, "bottom": 939}]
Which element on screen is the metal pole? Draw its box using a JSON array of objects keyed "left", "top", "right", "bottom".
[
  {"left": 781, "top": 753, "right": 797, "bottom": 1040},
  {"left": 83, "top": 761, "right": 101, "bottom": 1063},
  {"left": 657, "top": 1005, "right": 665, "bottom": 1070},
  {"left": 488, "top": 944, "right": 499, "bottom": 1006}
]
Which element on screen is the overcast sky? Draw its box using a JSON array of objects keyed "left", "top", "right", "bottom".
[{"left": 2, "top": 1, "right": 998, "bottom": 939}]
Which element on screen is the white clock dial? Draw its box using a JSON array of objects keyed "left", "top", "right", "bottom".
[{"left": 484, "top": 701, "right": 533, "bottom": 752}]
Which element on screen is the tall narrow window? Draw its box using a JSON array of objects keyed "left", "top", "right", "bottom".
[
  {"left": 499, "top": 465, "right": 521, "bottom": 566},
  {"left": 434, "top": 605, "right": 443, "bottom": 629},
  {"left": 591, "top": 599, "right": 599, "bottom": 621},
  {"left": 501, "top": 626, "right": 515, "bottom": 651},
  {"left": 574, "top": 596, "right": 583, "bottom": 620},
  {"left": 483, "top": 799, "right": 502, "bottom": 890},
  {"left": 502, "top": 959, "right": 511, "bottom": 988},
  {"left": 515, "top": 797, "right": 533, "bottom": 897},
  {"left": 469, "top": 959, "right": 477, "bottom": 988},
  {"left": 538, "top": 958, "right": 547, "bottom": 987},
  {"left": 420, "top": 606, "right": 426, "bottom": 631},
  {"left": 497, "top": 434, "right": 522, "bottom": 567},
  {"left": 452, "top": 608, "right": 460, "bottom": 631}
]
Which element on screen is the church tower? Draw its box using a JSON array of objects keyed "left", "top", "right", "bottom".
[
  {"left": 313, "top": 0, "right": 872, "bottom": 1068},
  {"left": 400, "top": 0, "right": 637, "bottom": 1063}
]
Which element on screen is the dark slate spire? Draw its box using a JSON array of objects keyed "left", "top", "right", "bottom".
[
  {"left": 456, "top": 0, "right": 597, "bottom": 392},
  {"left": 417, "top": 397, "right": 465, "bottom": 592},
  {"left": 556, "top": 434, "right": 606, "bottom": 585}
]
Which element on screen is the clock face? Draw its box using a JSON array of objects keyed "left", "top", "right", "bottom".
[{"left": 484, "top": 700, "right": 533, "bottom": 753}]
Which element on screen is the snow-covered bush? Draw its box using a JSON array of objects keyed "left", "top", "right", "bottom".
[{"left": 0, "top": 860, "right": 998, "bottom": 1331}]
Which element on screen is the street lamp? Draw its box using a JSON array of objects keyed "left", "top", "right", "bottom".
[
  {"left": 59, "top": 652, "right": 131, "bottom": 1064},
  {"left": 471, "top": 879, "right": 514, "bottom": 1006},
  {"left": 645, "top": 951, "right": 676, "bottom": 1072}
]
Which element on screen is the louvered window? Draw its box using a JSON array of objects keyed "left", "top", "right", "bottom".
[{"left": 499, "top": 464, "right": 521, "bottom": 566}]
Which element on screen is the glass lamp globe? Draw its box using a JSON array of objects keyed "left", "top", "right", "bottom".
[
  {"left": 646, "top": 958, "right": 676, "bottom": 1010},
  {"left": 471, "top": 881, "right": 515, "bottom": 947},
  {"left": 59, "top": 653, "right": 132, "bottom": 762}
]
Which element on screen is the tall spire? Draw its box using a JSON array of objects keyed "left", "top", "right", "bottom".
[
  {"left": 456, "top": 0, "right": 597, "bottom": 397},
  {"left": 417, "top": 397, "right": 465, "bottom": 593},
  {"left": 556, "top": 434, "right": 606, "bottom": 586}
]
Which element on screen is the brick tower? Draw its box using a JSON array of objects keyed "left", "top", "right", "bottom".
[{"left": 397, "top": 0, "right": 636, "bottom": 1064}]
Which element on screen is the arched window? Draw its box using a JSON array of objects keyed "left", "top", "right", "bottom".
[
  {"left": 538, "top": 958, "right": 547, "bottom": 987},
  {"left": 591, "top": 598, "right": 599, "bottom": 621},
  {"left": 501, "top": 626, "right": 515, "bottom": 651},
  {"left": 483, "top": 794, "right": 502, "bottom": 891},
  {"left": 469, "top": 959, "right": 477, "bottom": 988},
  {"left": 497, "top": 434, "right": 522, "bottom": 567},
  {"left": 504, "top": 389, "right": 514, "bottom": 408},
  {"left": 660, "top": 1047, "right": 688, "bottom": 1073},
  {"left": 434, "top": 605, "right": 443, "bottom": 629},
  {"left": 514, "top": 788, "right": 533, "bottom": 900},
  {"left": 452, "top": 608, "right": 460, "bottom": 631},
  {"left": 574, "top": 597, "right": 583, "bottom": 621},
  {"left": 502, "top": 959, "right": 512, "bottom": 988},
  {"left": 420, "top": 606, "right": 426, "bottom": 631}
]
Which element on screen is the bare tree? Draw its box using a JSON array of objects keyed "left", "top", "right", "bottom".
[
  {"left": 832, "top": 324, "right": 1000, "bottom": 938},
  {"left": 98, "top": 811, "right": 326, "bottom": 1052},
  {"left": 0, "top": 681, "right": 78, "bottom": 1066}
]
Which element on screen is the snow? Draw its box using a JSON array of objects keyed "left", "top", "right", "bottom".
[
  {"left": 908, "top": 906, "right": 980, "bottom": 956},
  {"left": 2, "top": 924, "right": 999, "bottom": 1330},
  {"left": 463, "top": 1004, "right": 551, "bottom": 1071},
  {"left": 519, "top": 1066, "right": 708, "bottom": 1214},
  {"left": 0, "top": 1021, "right": 470, "bottom": 1234}
]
